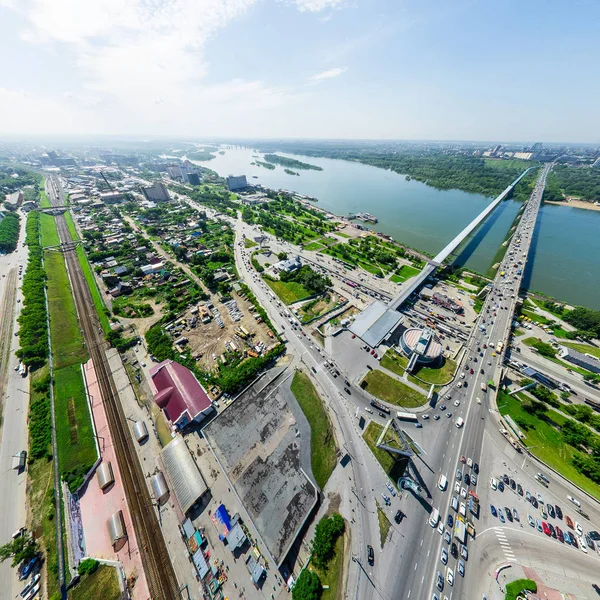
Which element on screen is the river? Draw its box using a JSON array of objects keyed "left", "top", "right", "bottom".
[{"left": 191, "top": 147, "right": 600, "bottom": 309}]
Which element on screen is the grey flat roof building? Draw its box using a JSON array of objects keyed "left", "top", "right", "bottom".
[{"left": 349, "top": 300, "right": 403, "bottom": 348}]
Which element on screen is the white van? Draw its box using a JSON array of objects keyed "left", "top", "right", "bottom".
[
  {"left": 455, "top": 417, "right": 464, "bottom": 428},
  {"left": 429, "top": 508, "right": 440, "bottom": 528},
  {"left": 490, "top": 477, "right": 498, "bottom": 490},
  {"left": 451, "top": 496, "right": 459, "bottom": 511},
  {"left": 459, "top": 502, "right": 467, "bottom": 517},
  {"left": 438, "top": 474, "right": 448, "bottom": 491}
]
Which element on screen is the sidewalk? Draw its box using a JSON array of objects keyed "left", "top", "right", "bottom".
[{"left": 78, "top": 359, "right": 150, "bottom": 600}]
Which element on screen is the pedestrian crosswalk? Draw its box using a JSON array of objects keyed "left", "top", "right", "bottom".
[{"left": 495, "top": 528, "right": 516, "bottom": 562}]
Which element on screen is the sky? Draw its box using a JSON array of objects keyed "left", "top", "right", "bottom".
[{"left": 0, "top": 0, "right": 598, "bottom": 142}]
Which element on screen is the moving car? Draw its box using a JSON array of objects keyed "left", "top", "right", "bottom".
[
  {"left": 568, "top": 495, "right": 581, "bottom": 508},
  {"left": 441, "top": 548, "right": 448, "bottom": 565},
  {"left": 367, "top": 545, "right": 374, "bottom": 565},
  {"left": 446, "top": 567, "right": 454, "bottom": 587},
  {"left": 490, "top": 504, "right": 497, "bottom": 517}
]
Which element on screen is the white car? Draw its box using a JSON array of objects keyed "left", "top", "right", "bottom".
[
  {"left": 575, "top": 522, "right": 583, "bottom": 536},
  {"left": 438, "top": 522, "right": 444, "bottom": 535},
  {"left": 568, "top": 495, "right": 581, "bottom": 508},
  {"left": 446, "top": 567, "right": 454, "bottom": 586},
  {"left": 460, "top": 487, "right": 467, "bottom": 499},
  {"left": 454, "top": 482, "right": 461, "bottom": 494},
  {"left": 467, "top": 458, "right": 473, "bottom": 468},
  {"left": 454, "top": 400, "right": 460, "bottom": 407},
  {"left": 536, "top": 493, "right": 543, "bottom": 503},
  {"left": 476, "top": 397, "right": 482, "bottom": 404},
  {"left": 579, "top": 536, "right": 588, "bottom": 553}
]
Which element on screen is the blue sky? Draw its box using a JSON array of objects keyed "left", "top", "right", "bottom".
[{"left": 0, "top": 0, "right": 598, "bottom": 142}]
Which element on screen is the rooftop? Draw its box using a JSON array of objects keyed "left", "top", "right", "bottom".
[
  {"left": 160, "top": 435, "right": 208, "bottom": 515},
  {"left": 203, "top": 374, "right": 317, "bottom": 567},
  {"left": 349, "top": 300, "right": 404, "bottom": 348},
  {"left": 150, "top": 359, "right": 213, "bottom": 428}
]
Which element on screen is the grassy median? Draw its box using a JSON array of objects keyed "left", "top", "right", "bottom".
[
  {"left": 361, "top": 370, "right": 427, "bottom": 407},
  {"left": 290, "top": 370, "right": 337, "bottom": 489},
  {"left": 363, "top": 422, "right": 409, "bottom": 484}
]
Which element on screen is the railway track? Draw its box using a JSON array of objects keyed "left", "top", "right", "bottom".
[{"left": 48, "top": 180, "right": 178, "bottom": 599}]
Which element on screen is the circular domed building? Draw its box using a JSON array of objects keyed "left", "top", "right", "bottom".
[{"left": 400, "top": 327, "right": 442, "bottom": 366}]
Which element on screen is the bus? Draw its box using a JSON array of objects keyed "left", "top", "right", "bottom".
[
  {"left": 371, "top": 400, "right": 390, "bottom": 415},
  {"left": 396, "top": 411, "right": 418, "bottom": 422},
  {"left": 496, "top": 341, "right": 504, "bottom": 353},
  {"left": 345, "top": 280, "right": 357, "bottom": 288}
]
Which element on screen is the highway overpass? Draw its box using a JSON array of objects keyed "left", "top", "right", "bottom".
[{"left": 388, "top": 167, "right": 534, "bottom": 310}]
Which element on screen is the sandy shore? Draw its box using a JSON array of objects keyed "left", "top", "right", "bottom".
[{"left": 544, "top": 199, "right": 600, "bottom": 212}]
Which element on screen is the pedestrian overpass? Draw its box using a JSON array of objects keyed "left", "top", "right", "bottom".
[{"left": 388, "top": 167, "right": 534, "bottom": 310}]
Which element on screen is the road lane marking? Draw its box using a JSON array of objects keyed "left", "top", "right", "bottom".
[
  {"left": 421, "top": 539, "right": 424, "bottom": 546},
  {"left": 414, "top": 562, "right": 418, "bottom": 571}
]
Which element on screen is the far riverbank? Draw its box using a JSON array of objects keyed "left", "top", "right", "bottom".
[{"left": 544, "top": 199, "right": 600, "bottom": 212}]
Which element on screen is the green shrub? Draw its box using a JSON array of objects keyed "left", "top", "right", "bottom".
[
  {"left": 78, "top": 558, "right": 99, "bottom": 576},
  {"left": 311, "top": 513, "right": 345, "bottom": 569},
  {"left": 292, "top": 570, "right": 321, "bottom": 600}
]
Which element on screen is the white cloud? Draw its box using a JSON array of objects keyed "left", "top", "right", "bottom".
[
  {"left": 309, "top": 67, "right": 347, "bottom": 81},
  {"left": 289, "top": 0, "right": 347, "bottom": 13}
]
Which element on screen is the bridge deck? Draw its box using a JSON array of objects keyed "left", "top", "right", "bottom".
[{"left": 389, "top": 168, "right": 533, "bottom": 311}]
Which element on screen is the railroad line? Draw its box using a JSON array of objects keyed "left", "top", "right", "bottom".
[{"left": 47, "top": 179, "right": 178, "bottom": 599}]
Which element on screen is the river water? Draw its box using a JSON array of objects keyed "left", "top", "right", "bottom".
[{"left": 191, "top": 147, "right": 600, "bottom": 309}]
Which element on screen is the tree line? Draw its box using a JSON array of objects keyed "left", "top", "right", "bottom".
[
  {"left": 543, "top": 164, "right": 600, "bottom": 202},
  {"left": 17, "top": 212, "right": 49, "bottom": 368},
  {"left": 0, "top": 211, "right": 20, "bottom": 253}
]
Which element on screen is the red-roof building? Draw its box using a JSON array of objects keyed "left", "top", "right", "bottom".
[{"left": 150, "top": 360, "right": 214, "bottom": 429}]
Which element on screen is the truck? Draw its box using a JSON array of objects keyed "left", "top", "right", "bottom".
[
  {"left": 454, "top": 517, "right": 467, "bottom": 545},
  {"left": 480, "top": 382, "right": 488, "bottom": 392}
]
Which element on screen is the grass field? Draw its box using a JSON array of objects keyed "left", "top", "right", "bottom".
[
  {"left": 64, "top": 211, "right": 78, "bottom": 241},
  {"left": 335, "top": 231, "right": 351, "bottom": 238},
  {"left": 391, "top": 264, "right": 420, "bottom": 284},
  {"left": 39, "top": 190, "right": 51, "bottom": 208},
  {"left": 75, "top": 246, "right": 111, "bottom": 334},
  {"left": 562, "top": 341, "right": 600, "bottom": 360},
  {"left": 69, "top": 564, "right": 121, "bottom": 600},
  {"left": 265, "top": 277, "right": 312, "bottom": 305},
  {"left": 54, "top": 364, "right": 97, "bottom": 476},
  {"left": 381, "top": 349, "right": 456, "bottom": 386},
  {"left": 308, "top": 534, "right": 344, "bottom": 600},
  {"left": 361, "top": 370, "right": 427, "bottom": 407},
  {"left": 303, "top": 241, "right": 325, "bottom": 251},
  {"left": 291, "top": 370, "right": 337, "bottom": 489},
  {"left": 45, "top": 252, "right": 88, "bottom": 369},
  {"left": 39, "top": 213, "right": 60, "bottom": 247},
  {"left": 244, "top": 238, "right": 257, "bottom": 248},
  {"left": 498, "top": 392, "right": 600, "bottom": 500},
  {"left": 363, "top": 422, "right": 408, "bottom": 483}
]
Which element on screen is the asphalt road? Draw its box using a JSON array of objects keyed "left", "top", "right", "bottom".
[
  {"left": 390, "top": 165, "right": 551, "bottom": 599},
  {"left": 0, "top": 216, "right": 30, "bottom": 600}
]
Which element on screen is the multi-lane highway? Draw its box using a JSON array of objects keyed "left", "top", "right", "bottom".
[
  {"left": 0, "top": 217, "right": 30, "bottom": 600},
  {"left": 385, "top": 165, "right": 552, "bottom": 599}
]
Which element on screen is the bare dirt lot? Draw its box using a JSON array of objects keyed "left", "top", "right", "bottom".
[{"left": 173, "top": 290, "right": 276, "bottom": 371}]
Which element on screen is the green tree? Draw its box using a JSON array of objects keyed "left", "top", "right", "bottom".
[
  {"left": 0, "top": 535, "right": 39, "bottom": 568},
  {"left": 78, "top": 558, "right": 99, "bottom": 575},
  {"left": 292, "top": 570, "right": 322, "bottom": 600},
  {"left": 311, "top": 513, "right": 345, "bottom": 568}
]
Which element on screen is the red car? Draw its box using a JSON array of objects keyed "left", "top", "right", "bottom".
[
  {"left": 556, "top": 526, "right": 564, "bottom": 543},
  {"left": 542, "top": 521, "right": 551, "bottom": 536},
  {"left": 351, "top": 334, "right": 356, "bottom": 339},
  {"left": 469, "top": 369, "right": 474, "bottom": 375},
  {"left": 370, "top": 349, "right": 375, "bottom": 355}
]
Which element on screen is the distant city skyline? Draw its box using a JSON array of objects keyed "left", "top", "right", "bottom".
[{"left": 0, "top": 0, "right": 599, "bottom": 143}]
